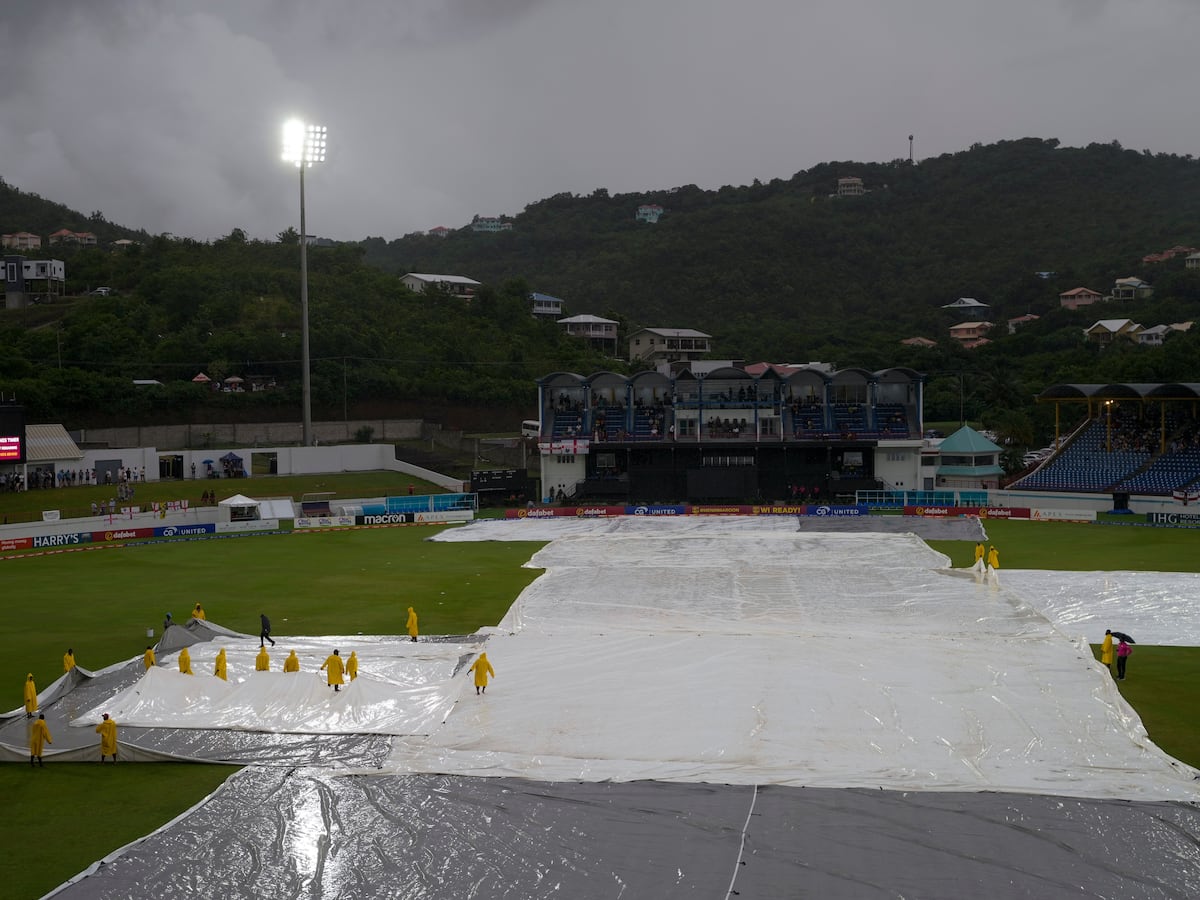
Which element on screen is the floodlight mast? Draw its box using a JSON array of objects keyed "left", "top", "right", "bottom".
[{"left": 281, "top": 120, "right": 327, "bottom": 447}]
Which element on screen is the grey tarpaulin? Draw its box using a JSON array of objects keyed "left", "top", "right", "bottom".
[{"left": 47, "top": 770, "right": 1200, "bottom": 900}]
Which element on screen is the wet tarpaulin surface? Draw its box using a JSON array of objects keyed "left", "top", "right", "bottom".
[{"left": 49, "top": 769, "right": 1200, "bottom": 900}]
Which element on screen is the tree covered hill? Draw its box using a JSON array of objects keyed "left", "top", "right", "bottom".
[{"left": 2, "top": 138, "right": 1200, "bottom": 442}]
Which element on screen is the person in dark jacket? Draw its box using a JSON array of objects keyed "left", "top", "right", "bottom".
[{"left": 260, "top": 613, "right": 276, "bottom": 648}]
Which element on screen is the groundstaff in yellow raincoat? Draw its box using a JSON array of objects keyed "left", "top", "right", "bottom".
[
  {"left": 468, "top": 652, "right": 495, "bottom": 695},
  {"left": 30, "top": 713, "right": 52, "bottom": 767},
  {"left": 974, "top": 542, "right": 985, "bottom": 565},
  {"left": 178, "top": 648, "right": 194, "bottom": 675},
  {"left": 1101, "top": 630, "right": 1114, "bottom": 669},
  {"left": 406, "top": 607, "right": 419, "bottom": 643},
  {"left": 23, "top": 673, "right": 38, "bottom": 717},
  {"left": 214, "top": 648, "right": 227, "bottom": 681},
  {"left": 321, "top": 650, "right": 345, "bottom": 692},
  {"left": 143, "top": 646, "right": 156, "bottom": 669},
  {"left": 256, "top": 647, "right": 271, "bottom": 671},
  {"left": 347, "top": 651, "right": 358, "bottom": 681},
  {"left": 64, "top": 648, "right": 76, "bottom": 672},
  {"left": 192, "top": 602, "right": 206, "bottom": 621},
  {"left": 283, "top": 650, "right": 300, "bottom": 673},
  {"left": 986, "top": 545, "right": 1000, "bottom": 570},
  {"left": 96, "top": 713, "right": 118, "bottom": 762}
]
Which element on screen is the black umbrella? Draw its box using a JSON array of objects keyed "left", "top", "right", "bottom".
[{"left": 1110, "top": 631, "right": 1136, "bottom": 644}]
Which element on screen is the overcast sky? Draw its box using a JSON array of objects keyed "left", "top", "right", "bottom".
[{"left": 1, "top": 0, "right": 1196, "bottom": 243}]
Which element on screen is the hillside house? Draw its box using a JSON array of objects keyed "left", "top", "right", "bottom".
[
  {"left": 1085, "top": 318, "right": 1142, "bottom": 345},
  {"left": 1007, "top": 314, "right": 1040, "bottom": 334},
  {"left": 1112, "top": 277, "right": 1153, "bottom": 301},
  {"left": 530, "top": 292, "right": 565, "bottom": 319},
  {"left": 900, "top": 336, "right": 937, "bottom": 348},
  {"left": 426, "top": 226, "right": 452, "bottom": 238},
  {"left": 559, "top": 314, "right": 619, "bottom": 354},
  {"left": 636, "top": 204, "right": 664, "bottom": 223},
  {"left": 470, "top": 216, "right": 512, "bottom": 233},
  {"left": 1187, "top": 252, "right": 1200, "bottom": 270},
  {"left": 1059, "top": 287, "right": 1103, "bottom": 311},
  {"left": 400, "top": 273, "right": 482, "bottom": 299},
  {"left": 4, "top": 255, "right": 66, "bottom": 309},
  {"left": 1, "top": 232, "right": 41, "bottom": 250},
  {"left": 47, "top": 229, "right": 97, "bottom": 246},
  {"left": 948, "top": 321, "right": 993, "bottom": 344},
  {"left": 941, "top": 297, "right": 990, "bottom": 315},
  {"left": 836, "top": 177, "right": 864, "bottom": 196},
  {"left": 628, "top": 327, "right": 712, "bottom": 364}
]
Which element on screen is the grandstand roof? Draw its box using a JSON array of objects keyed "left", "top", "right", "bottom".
[
  {"left": 26, "top": 423, "right": 83, "bottom": 462},
  {"left": 1038, "top": 382, "right": 1200, "bottom": 400}
]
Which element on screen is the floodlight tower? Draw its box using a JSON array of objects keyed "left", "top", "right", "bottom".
[{"left": 281, "top": 119, "right": 327, "bottom": 447}]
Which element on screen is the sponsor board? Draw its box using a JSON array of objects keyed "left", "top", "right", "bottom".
[
  {"left": 33, "top": 532, "right": 91, "bottom": 548},
  {"left": 92, "top": 528, "right": 154, "bottom": 542},
  {"left": 41, "top": 510, "right": 60, "bottom": 522},
  {"left": 154, "top": 524, "right": 217, "bottom": 538},
  {"left": 752, "top": 505, "right": 810, "bottom": 515},
  {"left": 295, "top": 516, "right": 355, "bottom": 528},
  {"left": 413, "top": 511, "right": 474, "bottom": 524},
  {"left": 628, "top": 505, "right": 686, "bottom": 516},
  {"left": 357, "top": 513, "right": 414, "bottom": 525},
  {"left": 507, "top": 507, "right": 559, "bottom": 519},
  {"left": 689, "top": 505, "right": 752, "bottom": 515},
  {"left": 1, "top": 537, "right": 33, "bottom": 552},
  {"left": 1148, "top": 512, "right": 1200, "bottom": 526},
  {"left": 903, "top": 506, "right": 1031, "bottom": 519},
  {"left": 1031, "top": 509, "right": 1097, "bottom": 522},
  {"left": 576, "top": 506, "right": 622, "bottom": 517},
  {"left": 809, "top": 505, "right": 869, "bottom": 517},
  {"left": 215, "top": 519, "right": 280, "bottom": 533}
]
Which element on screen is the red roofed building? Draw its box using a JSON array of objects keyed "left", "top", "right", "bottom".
[{"left": 1059, "top": 287, "right": 1103, "bottom": 311}]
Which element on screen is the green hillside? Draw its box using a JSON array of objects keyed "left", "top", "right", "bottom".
[{"left": 3, "top": 138, "right": 1200, "bottom": 442}]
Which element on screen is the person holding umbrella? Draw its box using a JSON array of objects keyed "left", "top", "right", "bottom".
[{"left": 1114, "top": 632, "right": 1135, "bottom": 681}]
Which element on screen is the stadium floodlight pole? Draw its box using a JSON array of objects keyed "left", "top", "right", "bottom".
[{"left": 281, "top": 119, "right": 327, "bottom": 447}]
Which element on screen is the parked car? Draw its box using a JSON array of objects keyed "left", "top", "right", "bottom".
[{"left": 89, "top": 287, "right": 113, "bottom": 296}]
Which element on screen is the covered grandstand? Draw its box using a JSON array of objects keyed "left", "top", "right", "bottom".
[
  {"left": 1010, "top": 382, "right": 1200, "bottom": 497},
  {"left": 533, "top": 366, "right": 925, "bottom": 502}
]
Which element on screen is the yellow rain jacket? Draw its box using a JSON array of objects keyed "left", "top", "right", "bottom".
[
  {"left": 214, "top": 648, "right": 227, "bottom": 681},
  {"left": 256, "top": 648, "right": 271, "bottom": 671},
  {"left": 192, "top": 604, "right": 206, "bottom": 621},
  {"left": 987, "top": 546, "right": 1000, "bottom": 570},
  {"left": 1101, "top": 632, "right": 1114, "bottom": 666},
  {"left": 178, "top": 648, "right": 193, "bottom": 675},
  {"left": 283, "top": 651, "right": 300, "bottom": 673},
  {"left": 407, "top": 607, "right": 419, "bottom": 640},
  {"left": 63, "top": 651, "right": 76, "bottom": 672},
  {"left": 143, "top": 647, "right": 156, "bottom": 669},
  {"left": 96, "top": 717, "right": 118, "bottom": 756},
  {"left": 31, "top": 718, "right": 52, "bottom": 756},
  {"left": 321, "top": 653, "right": 345, "bottom": 686},
  {"left": 469, "top": 653, "right": 495, "bottom": 688},
  {"left": 23, "top": 674, "right": 37, "bottom": 715},
  {"left": 347, "top": 652, "right": 358, "bottom": 681}
]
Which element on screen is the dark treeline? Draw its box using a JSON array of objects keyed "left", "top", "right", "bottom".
[{"left": 3, "top": 138, "right": 1200, "bottom": 443}]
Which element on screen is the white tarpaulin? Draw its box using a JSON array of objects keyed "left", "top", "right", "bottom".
[
  {"left": 406, "top": 519, "right": 1200, "bottom": 800},
  {"left": 70, "top": 635, "right": 476, "bottom": 736}
]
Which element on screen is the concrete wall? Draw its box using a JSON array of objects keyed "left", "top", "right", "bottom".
[
  {"left": 76, "top": 419, "right": 424, "bottom": 451},
  {"left": 66, "top": 443, "right": 464, "bottom": 493}
]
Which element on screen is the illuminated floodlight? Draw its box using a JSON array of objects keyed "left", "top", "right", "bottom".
[{"left": 282, "top": 119, "right": 327, "bottom": 168}]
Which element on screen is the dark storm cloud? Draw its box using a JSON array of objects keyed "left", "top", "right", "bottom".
[{"left": 0, "top": 1, "right": 1197, "bottom": 243}]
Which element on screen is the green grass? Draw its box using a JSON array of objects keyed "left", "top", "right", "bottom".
[
  {"left": 0, "top": 470, "right": 446, "bottom": 525},
  {"left": 926, "top": 518, "right": 1200, "bottom": 571},
  {"left": 4, "top": 511, "right": 1200, "bottom": 898}
]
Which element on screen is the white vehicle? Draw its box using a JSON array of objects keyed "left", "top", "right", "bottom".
[
  {"left": 521, "top": 420, "right": 540, "bottom": 439},
  {"left": 89, "top": 287, "right": 113, "bottom": 296}
]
